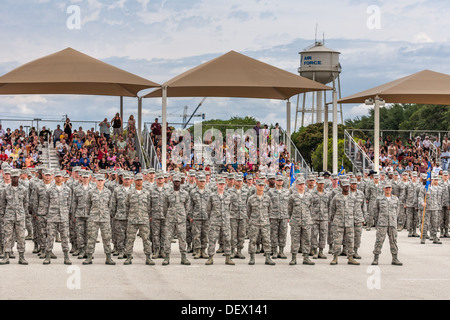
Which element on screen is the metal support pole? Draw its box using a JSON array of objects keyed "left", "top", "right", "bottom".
[
  {"left": 323, "top": 103, "right": 328, "bottom": 172},
  {"left": 374, "top": 96, "right": 381, "bottom": 172},
  {"left": 286, "top": 100, "right": 291, "bottom": 156},
  {"left": 317, "top": 90, "right": 323, "bottom": 123},
  {"left": 162, "top": 86, "right": 168, "bottom": 172},
  {"left": 332, "top": 90, "right": 338, "bottom": 174},
  {"left": 120, "top": 96, "right": 124, "bottom": 133},
  {"left": 138, "top": 97, "right": 142, "bottom": 140}
]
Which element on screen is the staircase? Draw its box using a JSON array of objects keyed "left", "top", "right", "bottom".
[
  {"left": 38, "top": 139, "right": 60, "bottom": 169},
  {"left": 344, "top": 130, "right": 374, "bottom": 173}
]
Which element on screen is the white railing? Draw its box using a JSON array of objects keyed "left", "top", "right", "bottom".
[
  {"left": 280, "top": 129, "right": 311, "bottom": 174},
  {"left": 141, "top": 125, "right": 162, "bottom": 170},
  {"left": 344, "top": 130, "right": 374, "bottom": 173}
]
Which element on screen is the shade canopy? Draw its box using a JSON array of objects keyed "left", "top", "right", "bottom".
[
  {"left": 338, "top": 70, "right": 450, "bottom": 105},
  {"left": 0, "top": 47, "right": 159, "bottom": 97},
  {"left": 144, "top": 50, "right": 331, "bottom": 100}
]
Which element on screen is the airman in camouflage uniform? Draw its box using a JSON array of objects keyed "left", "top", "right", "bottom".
[
  {"left": 268, "top": 175, "right": 289, "bottom": 259},
  {"left": 205, "top": 178, "right": 234, "bottom": 265},
  {"left": 329, "top": 180, "right": 359, "bottom": 265},
  {"left": 371, "top": 181, "right": 402, "bottom": 266},
  {"left": 71, "top": 172, "right": 92, "bottom": 259},
  {"left": 311, "top": 178, "right": 330, "bottom": 259},
  {"left": 440, "top": 171, "right": 449, "bottom": 237},
  {"left": 418, "top": 174, "right": 444, "bottom": 244},
  {"left": 123, "top": 174, "right": 154, "bottom": 265},
  {"left": 27, "top": 168, "right": 40, "bottom": 254},
  {"left": 246, "top": 179, "right": 275, "bottom": 265},
  {"left": 350, "top": 178, "right": 367, "bottom": 259},
  {"left": 366, "top": 175, "right": 384, "bottom": 230},
  {"left": 42, "top": 171, "right": 72, "bottom": 265},
  {"left": 0, "top": 170, "right": 29, "bottom": 265},
  {"left": 287, "top": 179, "right": 314, "bottom": 266},
  {"left": 184, "top": 172, "right": 197, "bottom": 253},
  {"left": 189, "top": 175, "right": 210, "bottom": 259},
  {"left": 111, "top": 174, "right": 133, "bottom": 259},
  {"left": 83, "top": 175, "right": 115, "bottom": 265},
  {"left": 228, "top": 176, "right": 249, "bottom": 259},
  {"left": 397, "top": 172, "right": 410, "bottom": 231},
  {"left": 162, "top": 175, "right": 191, "bottom": 266},
  {"left": 150, "top": 173, "right": 166, "bottom": 259}
]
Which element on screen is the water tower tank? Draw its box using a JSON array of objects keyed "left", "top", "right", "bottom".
[{"left": 298, "top": 42, "right": 341, "bottom": 84}]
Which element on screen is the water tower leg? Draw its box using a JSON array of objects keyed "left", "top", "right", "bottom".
[
  {"left": 317, "top": 90, "right": 323, "bottom": 123},
  {"left": 338, "top": 75, "right": 344, "bottom": 125},
  {"left": 286, "top": 100, "right": 291, "bottom": 157},
  {"left": 332, "top": 89, "right": 338, "bottom": 174},
  {"left": 323, "top": 103, "right": 329, "bottom": 172},
  {"left": 301, "top": 94, "right": 306, "bottom": 128},
  {"left": 294, "top": 94, "right": 300, "bottom": 133}
]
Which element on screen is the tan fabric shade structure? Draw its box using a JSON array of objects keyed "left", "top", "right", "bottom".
[
  {"left": 338, "top": 70, "right": 450, "bottom": 105},
  {"left": 0, "top": 47, "right": 160, "bottom": 97},
  {"left": 338, "top": 69, "right": 450, "bottom": 172},
  {"left": 144, "top": 50, "right": 330, "bottom": 99},
  {"left": 143, "top": 50, "right": 331, "bottom": 171}
]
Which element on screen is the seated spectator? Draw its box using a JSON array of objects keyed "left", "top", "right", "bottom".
[{"left": 127, "top": 115, "right": 136, "bottom": 137}]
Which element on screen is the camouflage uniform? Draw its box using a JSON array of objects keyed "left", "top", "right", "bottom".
[
  {"left": 366, "top": 181, "right": 384, "bottom": 227},
  {"left": 206, "top": 192, "right": 232, "bottom": 256},
  {"left": 373, "top": 194, "right": 400, "bottom": 255},
  {"left": 268, "top": 187, "right": 289, "bottom": 252},
  {"left": 350, "top": 189, "right": 367, "bottom": 253},
  {"left": 401, "top": 179, "right": 419, "bottom": 236},
  {"left": 229, "top": 187, "right": 249, "bottom": 253},
  {"left": 111, "top": 184, "right": 132, "bottom": 255},
  {"left": 397, "top": 178, "right": 409, "bottom": 230},
  {"left": 246, "top": 193, "right": 272, "bottom": 254},
  {"left": 440, "top": 179, "right": 449, "bottom": 236},
  {"left": 125, "top": 188, "right": 151, "bottom": 256},
  {"left": 150, "top": 186, "right": 166, "bottom": 256},
  {"left": 28, "top": 175, "right": 40, "bottom": 248},
  {"left": 45, "top": 184, "right": 71, "bottom": 252},
  {"left": 33, "top": 181, "right": 52, "bottom": 252},
  {"left": 20, "top": 178, "right": 33, "bottom": 239},
  {"left": 287, "top": 190, "right": 313, "bottom": 256},
  {"left": 311, "top": 190, "right": 330, "bottom": 252},
  {"left": 329, "top": 192, "right": 356, "bottom": 257},
  {"left": 71, "top": 184, "right": 92, "bottom": 253},
  {"left": 86, "top": 187, "right": 113, "bottom": 254},
  {"left": 418, "top": 183, "right": 443, "bottom": 242},
  {"left": 0, "top": 184, "right": 29, "bottom": 254},
  {"left": 163, "top": 189, "right": 190, "bottom": 256},
  {"left": 189, "top": 187, "right": 211, "bottom": 252}
]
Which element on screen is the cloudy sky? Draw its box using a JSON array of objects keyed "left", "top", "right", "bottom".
[{"left": 0, "top": 0, "right": 449, "bottom": 132}]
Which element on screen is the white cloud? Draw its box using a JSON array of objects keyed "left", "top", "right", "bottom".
[{"left": 413, "top": 32, "right": 433, "bottom": 43}]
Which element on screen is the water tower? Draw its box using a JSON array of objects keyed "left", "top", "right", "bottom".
[{"left": 295, "top": 41, "right": 343, "bottom": 130}]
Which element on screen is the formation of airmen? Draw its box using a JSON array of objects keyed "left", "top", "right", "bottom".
[{"left": 0, "top": 164, "right": 448, "bottom": 267}]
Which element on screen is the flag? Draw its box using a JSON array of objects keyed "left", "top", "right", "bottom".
[
  {"left": 425, "top": 161, "right": 432, "bottom": 192},
  {"left": 338, "top": 165, "right": 345, "bottom": 176},
  {"left": 290, "top": 163, "right": 295, "bottom": 186}
]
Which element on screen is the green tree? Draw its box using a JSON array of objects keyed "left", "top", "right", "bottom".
[{"left": 311, "top": 139, "right": 352, "bottom": 173}]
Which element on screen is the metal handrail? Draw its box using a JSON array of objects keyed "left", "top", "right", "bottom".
[
  {"left": 47, "top": 135, "right": 52, "bottom": 169},
  {"left": 344, "top": 130, "right": 374, "bottom": 172},
  {"left": 142, "top": 125, "right": 162, "bottom": 170},
  {"left": 345, "top": 130, "right": 373, "bottom": 164},
  {"left": 281, "top": 129, "right": 311, "bottom": 173}
]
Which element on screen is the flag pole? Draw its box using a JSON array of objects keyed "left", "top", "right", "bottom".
[{"left": 420, "top": 194, "right": 427, "bottom": 240}]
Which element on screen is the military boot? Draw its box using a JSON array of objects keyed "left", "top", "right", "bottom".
[
  {"left": 78, "top": 249, "right": 86, "bottom": 259},
  {"left": 271, "top": 247, "right": 278, "bottom": 259},
  {"left": 309, "top": 248, "right": 315, "bottom": 257},
  {"left": 216, "top": 244, "right": 224, "bottom": 254},
  {"left": 18, "top": 253, "right": 28, "bottom": 265},
  {"left": 278, "top": 247, "right": 287, "bottom": 259},
  {"left": 55, "top": 233, "right": 61, "bottom": 243},
  {"left": 317, "top": 248, "right": 327, "bottom": 259},
  {"left": 50, "top": 251, "right": 57, "bottom": 259},
  {"left": 433, "top": 238, "right": 442, "bottom": 244},
  {"left": 445, "top": 229, "right": 450, "bottom": 238},
  {"left": 124, "top": 255, "right": 133, "bottom": 265},
  {"left": 43, "top": 251, "right": 52, "bottom": 265},
  {"left": 63, "top": 251, "right": 72, "bottom": 265},
  {"left": 187, "top": 243, "right": 194, "bottom": 254},
  {"left": 348, "top": 255, "right": 360, "bottom": 265},
  {"left": 391, "top": 254, "right": 403, "bottom": 266},
  {"left": 235, "top": 249, "right": 245, "bottom": 259},
  {"left": 117, "top": 250, "right": 125, "bottom": 259},
  {"left": 200, "top": 249, "right": 208, "bottom": 259},
  {"left": 105, "top": 254, "right": 116, "bottom": 265},
  {"left": 145, "top": 255, "right": 155, "bottom": 266},
  {"left": 0, "top": 248, "right": 4, "bottom": 259},
  {"left": 328, "top": 244, "right": 333, "bottom": 254},
  {"left": 9, "top": 251, "right": 15, "bottom": 259},
  {"left": 303, "top": 254, "right": 315, "bottom": 265},
  {"left": 225, "top": 255, "right": 235, "bottom": 265},
  {"left": 112, "top": 249, "right": 119, "bottom": 256},
  {"left": 330, "top": 255, "right": 338, "bottom": 265},
  {"left": 408, "top": 230, "right": 413, "bottom": 237},
  {"left": 248, "top": 253, "right": 255, "bottom": 265},
  {"left": 353, "top": 248, "right": 361, "bottom": 260},
  {"left": 72, "top": 248, "right": 80, "bottom": 257},
  {"left": 193, "top": 249, "right": 201, "bottom": 259},
  {"left": 412, "top": 230, "right": 419, "bottom": 237},
  {"left": 83, "top": 253, "right": 93, "bottom": 265},
  {"left": 39, "top": 248, "right": 45, "bottom": 259},
  {"left": 69, "top": 245, "right": 75, "bottom": 254},
  {"left": 205, "top": 255, "right": 214, "bottom": 265},
  {"left": 371, "top": 254, "right": 379, "bottom": 266},
  {"left": 255, "top": 244, "right": 261, "bottom": 254},
  {"left": 153, "top": 248, "right": 160, "bottom": 259},
  {"left": 420, "top": 238, "right": 425, "bottom": 244},
  {"left": 289, "top": 253, "right": 297, "bottom": 265},
  {"left": 230, "top": 248, "right": 237, "bottom": 259},
  {"left": 339, "top": 249, "right": 347, "bottom": 257},
  {"left": 0, "top": 253, "right": 10, "bottom": 265},
  {"left": 181, "top": 253, "right": 191, "bottom": 265},
  {"left": 265, "top": 253, "right": 276, "bottom": 266},
  {"left": 162, "top": 255, "right": 170, "bottom": 266},
  {"left": 159, "top": 250, "right": 166, "bottom": 259},
  {"left": 32, "top": 243, "right": 39, "bottom": 254}
]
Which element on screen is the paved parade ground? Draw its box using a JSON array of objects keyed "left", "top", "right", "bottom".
[{"left": 1, "top": 229, "right": 449, "bottom": 301}]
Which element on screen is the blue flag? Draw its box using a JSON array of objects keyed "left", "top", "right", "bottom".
[
  {"left": 425, "top": 161, "right": 432, "bottom": 192},
  {"left": 338, "top": 165, "right": 345, "bottom": 176},
  {"left": 290, "top": 163, "right": 295, "bottom": 186}
]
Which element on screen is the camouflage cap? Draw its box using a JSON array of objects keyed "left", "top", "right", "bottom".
[
  {"left": 317, "top": 177, "right": 325, "bottom": 184},
  {"left": 172, "top": 175, "right": 181, "bottom": 182},
  {"left": 3, "top": 168, "right": 11, "bottom": 175},
  {"left": 350, "top": 178, "right": 358, "bottom": 184},
  {"left": 431, "top": 174, "right": 439, "bottom": 180},
  {"left": 275, "top": 175, "right": 284, "bottom": 181},
  {"left": 295, "top": 178, "right": 306, "bottom": 185},
  {"left": 134, "top": 173, "right": 144, "bottom": 180},
  {"left": 205, "top": 170, "right": 211, "bottom": 175},
  {"left": 10, "top": 169, "right": 20, "bottom": 177},
  {"left": 256, "top": 179, "right": 265, "bottom": 186},
  {"left": 81, "top": 172, "right": 90, "bottom": 178},
  {"left": 340, "top": 180, "right": 350, "bottom": 187},
  {"left": 198, "top": 175, "right": 206, "bottom": 182},
  {"left": 442, "top": 171, "right": 448, "bottom": 176},
  {"left": 331, "top": 174, "right": 338, "bottom": 179},
  {"left": 268, "top": 174, "right": 276, "bottom": 180},
  {"left": 54, "top": 171, "right": 63, "bottom": 177},
  {"left": 307, "top": 174, "right": 315, "bottom": 181},
  {"left": 156, "top": 172, "right": 164, "bottom": 179},
  {"left": 228, "top": 173, "right": 236, "bottom": 179},
  {"left": 43, "top": 169, "right": 53, "bottom": 176},
  {"left": 164, "top": 173, "right": 170, "bottom": 178},
  {"left": 384, "top": 181, "right": 392, "bottom": 188},
  {"left": 402, "top": 172, "right": 409, "bottom": 176},
  {"left": 247, "top": 175, "right": 253, "bottom": 180},
  {"left": 411, "top": 172, "right": 418, "bottom": 177},
  {"left": 148, "top": 168, "right": 156, "bottom": 174},
  {"left": 380, "top": 172, "right": 386, "bottom": 176},
  {"left": 96, "top": 174, "right": 106, "bottom": 181},
  {"left": 373, "top": 174, "right": 380, "bottom": 179},
  {"left": 347, "top": 172, "right": 354, "bottom": 176},
  {"left": 217, "top": 178, "right": 226, "bottom": 184},
  {"left": 355, "top": 172, "right": 362, "bottom": 177}
]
